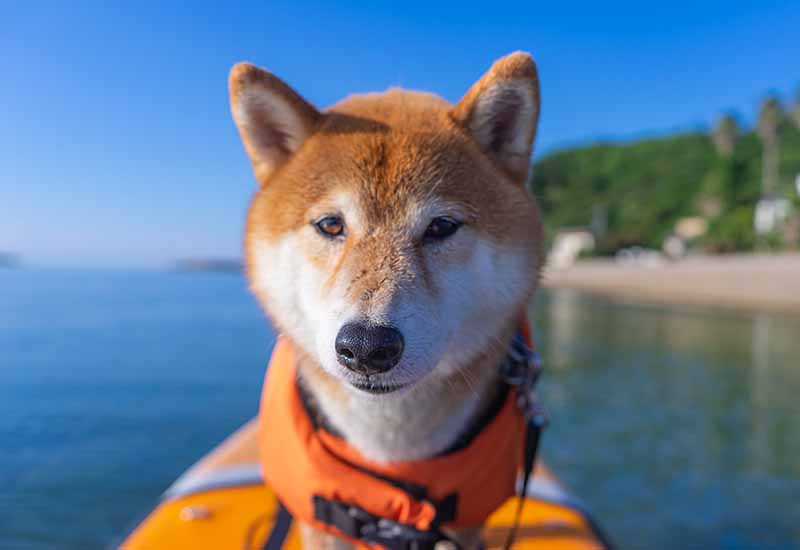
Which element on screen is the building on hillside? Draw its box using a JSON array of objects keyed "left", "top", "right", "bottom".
[
  {"left": 548, "top": 230, "right": 595, "bottom": 270},
  {"left": 662, "top": 217, "right": 708, "bottom": 259},
  {"left": 754, "top": 198, "right": 792, "bottom": 235}
]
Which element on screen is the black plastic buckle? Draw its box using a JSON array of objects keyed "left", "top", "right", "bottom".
[
  {"left": 500, "top": 333, "right": 548, "bottom": 430},
  {"left": 361, "top": 517, "right": 442, "bottom": 550},
  {"left": 313, "top": 496, "right": 452, "bottom": 550}
]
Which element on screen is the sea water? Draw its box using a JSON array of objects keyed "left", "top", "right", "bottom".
[{"left": 1, "top": 270, "right": 798, "bottom": 549}]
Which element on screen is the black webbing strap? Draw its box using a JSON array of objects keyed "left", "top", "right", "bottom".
[{"left": 262, "top": 502, "right": 293, "bottom": 550}]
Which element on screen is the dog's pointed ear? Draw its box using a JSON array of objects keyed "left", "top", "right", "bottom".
[
  {"left": 451, "top": 52, "right": 540, "bottom": 182},
  {"left": 229, "top": 63, "right": 321, "bottom": 184}
]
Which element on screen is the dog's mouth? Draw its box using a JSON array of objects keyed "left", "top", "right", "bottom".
[{"left": 349, "top": 379, "right": 408, "bottom": 395}]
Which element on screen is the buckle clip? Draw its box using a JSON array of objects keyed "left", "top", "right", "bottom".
[
  {"left": 313, "top": 496, "right": 452, "bottom": 550},
  {"left": 361, "top": 517, "right": 440, "bottom": 550},
  {"left": 500, "top": 333, "right": 549, "bottom": 429}
]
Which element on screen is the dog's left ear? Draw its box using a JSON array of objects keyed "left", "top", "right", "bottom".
[{"left": 451, "top": 52, "right": 540, "bottom": 182}]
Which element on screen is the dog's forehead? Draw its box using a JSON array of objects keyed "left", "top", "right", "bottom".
[
  {"left": 328, "top": 136, "right": 466, "bottom": 214},
  {"left": 304, "top": 100, "right": 484, "bottom": 224}
]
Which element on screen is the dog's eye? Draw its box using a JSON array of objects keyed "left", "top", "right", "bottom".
[
  {"left": 314, "top": 216, "right": 345, "bottom": 238},
  {"left": 424, "top": 217, "right": 461, "bottom": 241}
]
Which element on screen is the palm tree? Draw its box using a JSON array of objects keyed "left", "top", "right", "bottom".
[
  {"left": 756, "top": 96, "right": 782, "bottom": 197},
  {"left": 711, "top": 114, "right": 739, "bottom": 157}
]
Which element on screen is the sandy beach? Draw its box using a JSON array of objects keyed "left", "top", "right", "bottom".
[{"left": 543, "top": 253, "right": 800, "bottom": 314}]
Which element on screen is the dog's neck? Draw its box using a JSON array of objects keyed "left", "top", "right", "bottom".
[{"left": 294, "top": 328, "right": 515, "bottom": 464}]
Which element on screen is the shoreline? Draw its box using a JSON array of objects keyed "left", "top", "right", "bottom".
[{"left": 543, "top": 253, "right": 800, "bottom": 315}]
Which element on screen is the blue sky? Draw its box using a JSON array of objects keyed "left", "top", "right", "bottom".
[{"left": 2, "top": 1, "right": 798, "bottom": 268}]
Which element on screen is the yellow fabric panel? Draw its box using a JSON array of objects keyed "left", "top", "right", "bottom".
[
  {"left": 282, "top": 524, "right": 304, "bottom": 550},
  {"left": 485, "top": 497, "right": 606, "bottom": 550},
  {"left": 120, "top": 483, "right": 602, "bottom": 550},
  {"left": 121, "top": 485, "right": 277, "bottom": 550}
]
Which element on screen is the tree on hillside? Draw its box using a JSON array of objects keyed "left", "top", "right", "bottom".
[
  {"left": 529, "top": 134, "right": 714, "bottom": 253},
  {"left": 712, "top": 114, "right": 739, "bottom": 158},
  {"left": 792, "top": 87, "right": 800, "bottom": 130},
  {"left": 756, "top": 95, "right": 783, "bottom": 197},
  {"left": 701, "top": 114, "right": 741, "bottom": 218}
]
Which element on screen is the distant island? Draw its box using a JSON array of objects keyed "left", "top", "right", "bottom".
[
  {"left": 173, "top": 258, "right": 243, "bottom": 273},
  {"left": 0, "top": 252, "right": 20, "bottom": 269}
]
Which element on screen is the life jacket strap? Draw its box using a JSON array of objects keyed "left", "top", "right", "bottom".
[
  {"left": 500, "top": 332, "right": 548, "bottom": 550},
  {"left": 312, "top": 495, "right": 461, "bottom": 550}
]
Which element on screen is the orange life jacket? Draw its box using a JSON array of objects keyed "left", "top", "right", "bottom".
[{"left": 258, "top": 329, "right": 536, "bottom": 548}]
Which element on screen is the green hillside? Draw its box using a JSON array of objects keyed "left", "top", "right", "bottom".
[{"left": 529, "top": 103, "right": 800, "bottom": 254}]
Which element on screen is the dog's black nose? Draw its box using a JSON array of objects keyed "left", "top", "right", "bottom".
[{"left": 335, "top": 323, "right": 404, "bottom": 375}]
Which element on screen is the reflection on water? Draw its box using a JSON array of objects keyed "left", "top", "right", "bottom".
[{"left": 534, "top": 290, "right": 800, "bottom": 549}]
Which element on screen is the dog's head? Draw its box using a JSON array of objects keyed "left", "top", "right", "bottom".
[{"left": 230, "top": 52, "right": 543, "bottom": 396}]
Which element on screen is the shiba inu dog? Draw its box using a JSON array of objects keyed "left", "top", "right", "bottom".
[{"left": 230, "top": 52, "right": 543, "bottom": 549}]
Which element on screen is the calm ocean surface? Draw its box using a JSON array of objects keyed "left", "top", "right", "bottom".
[{"left": 1, "top": 269, "right": 799, "bottom": 549}]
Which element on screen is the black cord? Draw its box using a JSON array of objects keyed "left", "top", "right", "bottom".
[{"left": 503, "top": 422, "right": 541, "bottom": 550}]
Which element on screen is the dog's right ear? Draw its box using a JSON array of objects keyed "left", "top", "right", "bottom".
[
  {"left": 451, "top": 52, "right": 540, "bottom": 183},
  {"left": 229, "top": 63, "right": 321, "bottom": 184}
]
